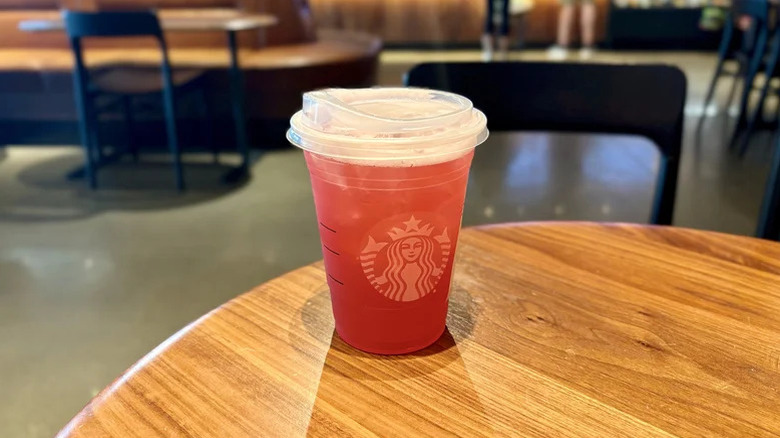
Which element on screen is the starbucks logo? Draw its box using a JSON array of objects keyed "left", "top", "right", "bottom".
[{"left": 360, "top": 215, "right": 451, "bottom": 302}]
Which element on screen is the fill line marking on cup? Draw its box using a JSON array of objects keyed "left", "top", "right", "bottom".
[
  {"left": 328, "top": 274, "right": 344, "bottom": 286},
  {"left": 323, "top": 244, "right": 340, "bottom": 256},
  {"left": 319, "top": 222, "right": 337, "bottom": 233}
]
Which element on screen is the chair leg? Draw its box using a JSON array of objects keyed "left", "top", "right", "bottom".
[
  {"left": 740, "top": 31, "right": 780, "bottom": 156},
  {"left": 757, "top": 134, "right": 780, "bottom": 240},
  {"left": 69, "top": 39, "right": 99, "bottom": 189},
  {"left": 730, "top": 24, "right": 769, "bottom": 149},
  {"left": 698, "top": 70, "right": 721, "bottom": 125},
  {"left": 123, "top": 96, "right": 139, "bottom": 162},
  {"left": 725, "top": 69, "right": 742, "bottom": 111},
  {"left": 737, "top": 76, "right": 767, "bottom": 156},
  {"left": 162, "top": 86, "right": 184, "bottom": 192},
  {"left": 650, "top": 156, "right": 678, "bottom": 226},
  {"left": 88, "top": 102, "right": 103, "bottom": 164},
  {"left": 163, "top": 87, "right": 184, "bottom": 191},
  {"left": 228, "top": 30, "right": 250, "bottom": 177},
  {"left": 698, "top": 20, "right": 733, "bottom": 130}
]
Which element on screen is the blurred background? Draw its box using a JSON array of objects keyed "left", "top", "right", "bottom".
[{"left": 1, "top": 0, "right": 778, "bottom": 436}]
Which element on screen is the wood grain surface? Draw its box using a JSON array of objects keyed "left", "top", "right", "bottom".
[{"left": 57, "top": 223, "right": 780, "bottom": 437}]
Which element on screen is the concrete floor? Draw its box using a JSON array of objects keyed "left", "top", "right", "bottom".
[{"left": 0, "top": 50, "right": 776, "bottom": 437}]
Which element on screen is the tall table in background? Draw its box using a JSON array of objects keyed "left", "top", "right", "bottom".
[
  {"left": 55, "top": 223, "right": 780, "bottom": 437},
  {"left": 19, "top": 11, "right": 278, "bottom": 182}
]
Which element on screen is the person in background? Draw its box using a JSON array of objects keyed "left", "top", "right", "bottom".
[
  {"left": 482, "top": 0, "right": 511, "bottom": 61},
  {"left": 548, "top": 0, "right": 596, "bottom": 60}
]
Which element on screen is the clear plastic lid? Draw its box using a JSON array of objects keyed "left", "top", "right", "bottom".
[{"left": 287, "top": 87, "right": 488, "bottom": 165}]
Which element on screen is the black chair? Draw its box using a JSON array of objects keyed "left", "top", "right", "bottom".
[
  {"left": 719, "top": 0, "right": 774, "bottom": 152},
  {"left": 63, "top": 10, "right": 208, "bottom": 191},
  {"left": 737, "top": 9, "right": 780, "bottom": 156},
  {"left": 404, "top": 62, "right": 686, "bottom": 225},
  {"left": 700, "top": 0, "right": 769, "bottom": 135},
  {"left": 757, "top": 138, "right": 780, "bottom": 240}
]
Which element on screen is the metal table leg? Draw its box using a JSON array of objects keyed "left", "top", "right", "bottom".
[{"left": 225, "top": 30, "right": 250, "bottom": 183}]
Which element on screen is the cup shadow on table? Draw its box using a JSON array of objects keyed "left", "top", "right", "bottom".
[{"left": 299, "top": 286, "right": 492, "bottom": 436}]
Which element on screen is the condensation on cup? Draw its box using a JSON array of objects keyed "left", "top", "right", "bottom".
[{"left": 288, "top": 87, "right": 488, "bottom": 354}]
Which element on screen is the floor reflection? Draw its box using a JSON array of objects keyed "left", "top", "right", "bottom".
[
  {"left": 465, "top": 131, "right": 658, "bottom": 225},
  {"left": 0, "top": 148, "right": 248, "bottom": 222}
]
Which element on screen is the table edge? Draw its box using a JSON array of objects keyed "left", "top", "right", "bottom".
[{"left": 470, "top": 220, "right": 780, "bottom": 247}]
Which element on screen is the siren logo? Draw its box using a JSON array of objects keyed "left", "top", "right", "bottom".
[{"left": 360, "top": 215, "right": 451, "bottom": 302}]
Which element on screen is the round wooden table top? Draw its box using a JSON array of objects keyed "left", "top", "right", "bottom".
[{"left": 58, "top": 223, "right": 780, "bottom": 438}]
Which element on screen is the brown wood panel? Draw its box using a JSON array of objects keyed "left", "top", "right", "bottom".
[
  {"left": 0, "top": 10, "right": 68, "bottom": 48},
  {"left": 309, "top": 0, "right": 609, "bottom": 45},
  {"left": 0, "top": 0, "right": 57, "bottom": 9},
  {"left": 238, "top": 0, "right": 315, "bottom": 46},
  {"left": 55, "top": 223, "right": 780, "bottom": 437},
  {"left": 518, "top": 0, "right": 609, "bottom": 44}
]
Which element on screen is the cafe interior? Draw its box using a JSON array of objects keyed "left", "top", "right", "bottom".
[{"left": 1, "top": 0, "right": 779, "bottom": 436}]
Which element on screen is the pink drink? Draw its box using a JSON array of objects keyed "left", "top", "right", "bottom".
[{"left": 288, "top": 88, "right": 488, "bottom": 354}]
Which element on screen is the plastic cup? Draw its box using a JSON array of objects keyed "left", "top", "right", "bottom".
[{"left": 287, "top": 87, "right": 488, "bottom": 354}]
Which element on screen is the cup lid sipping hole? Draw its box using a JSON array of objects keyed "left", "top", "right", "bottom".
[{"left": 287, "top": 87, "right": 489, "bottom": 164}]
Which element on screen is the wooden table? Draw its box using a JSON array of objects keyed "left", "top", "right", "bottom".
[
  {"left": 57, "top": 223, "right": 780, "bottom": 437},
  {"left": 18, "top": 10, "right": 278, "bottom": 182}
]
